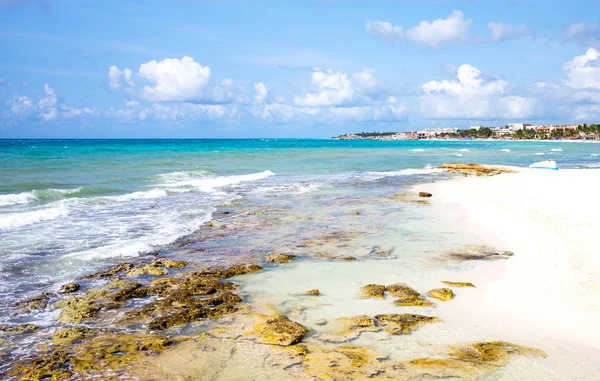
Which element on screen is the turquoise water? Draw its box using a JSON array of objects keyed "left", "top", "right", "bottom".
[{"left": 0, "top": 138, "right": 598, "bottom": 321}]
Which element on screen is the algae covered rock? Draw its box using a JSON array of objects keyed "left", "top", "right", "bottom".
[
  {"left": 320, "top": 315, "right": 381, "bottom": 343},
  {"left": 440, "top": 163, "right": 514, "bottom": 177},
  {"left": 304, "top": 344, "right": 390, "bottom": 380},
  {"left": 52, "top": 327, "right": 99, "bottom": 346},
  {"left": 304, "top": 289, "right": 321, "bottom": 296},
  {"left": 359, "top": 284, "right": 386, "bottom": 299},
  {"left": 336, "top": 255, "right": 357, "bottom": 261},
  {"left": 265, "top": 253, "right": 297, "bottom": 264},
  {"left": 428, "top": 288, "right": 454, "bottom": 301},
  {"left": 13, "top": 292, "right": 55, "bottom": 313},
  {"left": 79, "top": 262, "right": 134, "bottom": 280},
  {"left": 153, "top": 258, "right": 188, "bottom": 268},
  {"left": 386, "top": 283, "right": 433, "bottom": 307},
  {"left": 60, "top": 282, "right": 80, "bottom": 293},
  {"left": 0, "top": 323, "right": 38, "bottom": 335},
  {"left": 127, "top": 263, "right": 169, "bottom": 277},
  {"left": 252, "top": 315, "right": 308, "bottom": 346},
  {"left": 374, "top": 314, "right": 441, "bottom": 335},
  {"left": 443, "top": 281, "right": 475, "bottom": 288}
]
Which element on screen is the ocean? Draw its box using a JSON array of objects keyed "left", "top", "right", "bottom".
[
  {"left": 0, "top": 139, "right": 598, "bottom": 317},
  {"left": 1, "top": 138, "right": 600, "bottom": 379}
]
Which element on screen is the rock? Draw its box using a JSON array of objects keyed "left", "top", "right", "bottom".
[
  {"left": 52, "top": 327, "right": 99, "bottom": 346},
  {"left": 127, "top": 263, "right": 169, "bottom": 277},
  {"left": 304, "top": 344, "right": 389, "bottom": 380},
  {"left": 442, "top": 281, "right": 476, "bottom": 288},
  {"left": 428, "top": 288, "right": 454, "bottom": 301},
  {"left": 352, "top": 210, "right": 360, "bottom": 215},
  {"left": 359, "top": 284, "right": 385, "bottom": 299},
  {"left": 78, "top": 263, "right": 134, "bottom": 280},
  {"left": 401, "top": 341, "right": 547, "bottom": 380},
  {"left": 447, "top": 250, "right": 514, "bottom": 261},
  {"left": 386, "top": 283, "right": 433, "bottom": 307},
  {"left": 418, "top": 192, "right": 433, "bottom": 198},
  {"left": 13, "top": 292, "right": 55, "bottom": 312},
  {"left": 252, "top": 315, "right": 308, "bottom": 346},
  {"left": 265, "top": 253, "right": 297, "bottom": 264},
  {"left": 369, "top": 247, "right": 393, "bottom": 257},
  {"left": 374, "top": 314, "right": 441, "bottom": 335},
  {"left": 0, "top": 323, "right": 38, "bottom": 335},
  {"left": 206, "top": 220, "right": 222, "bottom": 228},
  {"left": 440, "top": 163, "right": 515, "bottom": 177},
  {"left": 320, "top": 315, "right": 381, "bottom": 343},
  {"left": 60, "top": 282, "right": 80, "bottom": 293},
  {"left": 335, "top": 255, "right": 357, "bottom": 261},
  {"left": 304, "top": 289, "right": 321, "bottom": 296},
  {"left": 153, "top": 258, "right": 188, "bottom": 268},
  {"left": 315, "top": 319, "right": 328, "bottom": 326}
]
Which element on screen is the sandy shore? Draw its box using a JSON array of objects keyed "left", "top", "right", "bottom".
[{"left": 422, "top": 168, "right": 600, "bottom": 351}]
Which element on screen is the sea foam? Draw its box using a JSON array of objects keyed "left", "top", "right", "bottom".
[
  {"left": 0, "top": 192, "right": 37, "bottom": 207},
  {"left": 0, "top": 204, "right": 69, "bottom": 230}
]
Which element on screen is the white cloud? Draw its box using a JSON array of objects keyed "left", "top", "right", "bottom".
[
  {"left": 563, "top": 47, "right": 600, "bottom": 89},
  {"left": 488, "top": 22, "right": 531, "bottom": 41},
  {"left": 564, "top": 22, "right": 598, "bottom": 41},
  {"left": 253, "top": 82, "right": 269, "bottom": 104},
  {"left": 420, "top": 64, "right": 536, "bottom": 119},
  {"left": 7, "top": 84, "right": 94, "bottom": 121},
  {"left": 138, "top": 56, "right": 211, "bottom": 102},
  {"left": 294, "top": 68, "right": 384, "bottom": 107},
  {"left": 366, "top": 11, "right": 471, "bottom": 48}
]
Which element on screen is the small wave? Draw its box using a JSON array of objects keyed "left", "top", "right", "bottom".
[
  {"left": 0, "top": 192, "right": 37, "bottom": 207},
  {"left": 365, "top": 168, "right": 445, "bottom": 181},
  {"left": 454, "top": 153, "right": 463, "bottom": 157},
  {"left": 591, "top": 153, "right": 598, "bottom": 157},
  {"left": 550, "top": 148, "right": 563, "bottom": 152},
  {"left": 160, "top": 170, "right": 275, "bottom": 192},
  {"left": 535, "top": 152, "right": 545, "bottom": 156},
  {"left": 459, "top": 148, "right": 470, "bottom": 152},
  {"left": 410, "top": 149, "right": 425, "bottom": 152},
  {"left": 0, "top": 205, "right": 69, "bottom": 230},
  {"left": 500, "top": 149, "right": 511, "bottom": 152},
  {"left": 107, "top": 189, "right": 169, "bottom": 202},
  {"left": 155, "top": 170, "right": 213, "bottom": 182},
  {"left": 584, "top": 163, "right": 600, "bottom": 168}
]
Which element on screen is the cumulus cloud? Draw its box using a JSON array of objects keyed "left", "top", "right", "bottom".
[
  {"left": 293, "top": 68, "right": 384, "bottom": 107},
  {"left": 108, "top": 65, "right": 135, "bottom": 91},
  {"left": 366, "top": 11, "right": 472, "bottom": 48},
  {"left": 488, "top": 22, "right": 532, "bottom": 41},
  {"left": 138, "top": 56, "right": 211, "bottom": 102},
  {"left": 253, "top": 82, "right": 269, "bottom": 104},
  {"left": 421, "top": 64, "right": 536, "bottom": 119},
  {"left": 563, "top": 47, "right": 600, "bottom": 89},
  {"left": 7, "top": 84, "right": 94, "bottom": 121}
]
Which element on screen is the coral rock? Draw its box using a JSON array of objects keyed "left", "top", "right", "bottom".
[
  {"left": 304, "top": 289, "right": 321, "bottom": 296},
  {"left": 359, "top": 284, "right": 386, "bottom": 299},
  {"left": 428, "top": 288, "right": 454, "bottom": 301},
  {"left": 386, "top": 283, "right": 433, "bottom": 307},
  {"left": 418, "top": 192, "right": 433, "bottom": 197},
  {"left": 442, "top": 281, "right": 476, "bottom": 288},
  {"left": 252, "top": 315, "right": 308, "bottom": 346},
  {"left": 374, "top": 314, "right": 441, "bottom": 335},
  {"left": 59, "top": 283, "right": 80, "bottom": 293},
  {"left": 265, "top": 253, "right": 297, "bottom": 264}
]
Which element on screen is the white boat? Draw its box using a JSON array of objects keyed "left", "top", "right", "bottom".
[{"left": 529, "top": 159, "right": 558, "bottom": 170}]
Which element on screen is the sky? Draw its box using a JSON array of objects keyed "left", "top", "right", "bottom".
[{"left": 1, "top": 0, "right": 600, "bottom": 138}]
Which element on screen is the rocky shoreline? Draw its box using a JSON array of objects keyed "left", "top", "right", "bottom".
[{"left": 0, "top": 165, "right": 549, "bottom": 380}]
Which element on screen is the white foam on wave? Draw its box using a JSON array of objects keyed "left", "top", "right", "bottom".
[
  {"left": 454, "top": 153, "right": 463, "bottom": 157},
  {"left": 591, "top": 153, "right": 598, "bottom": 157},
  {"left": 459, "top": 148, "right": 470, "bottom": 152},
  {"left": 500, "top": 149, "right": 511, "bottom": 152},
  {"left": 410, "top": 149, "right": 425, "bottom": 152},
  {"left": 107, "top": 189, "right": 169, "bottom": 202},
  {"left": 535, "top": 152, "right": 546, "bottom": 156},
  {"left": 0, "top": 204, "right": 69, "bottom": 230},
  {"left": 550, "top": 148, "right": 563, "bottom": 152},
  {"left": 160, "top": 170, "right": 276, "bottom": 192},
  {"left": 0, "top": 192, "right": 37, "bottom": 207}
]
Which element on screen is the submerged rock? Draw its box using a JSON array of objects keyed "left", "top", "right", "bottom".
[
  {"left": 0, "top": 324, "right": 38, "bottom": 335},
  {"left": 359, "top": 284, "right": 386, "bottom": 299},
  {"left": 78, "top": 262, "right": 134, "bottom": 280},
  {"left": 443, "top": 281, "right": 476, "bottom": 288},
  {"left": 52, "top": 327, "right": 99, "bottom": 346},
  {"left": 319, "top": 315, "right": 381, "bottom": 343},
  {"left": 251, "top": 315, "right": 308, "bottom": 346},
  {"left": 448, "top": 250, "right": 514, "bottom": 261},
  {"left": 401, "top": 341, "right": 547, "bottom": 380},
  {"left": 336, "top": 255, "right": 357, "bottom": 261},
  {"left": 418, "top": 192, "right": 433, "bottom": 198},
  {"left": 304, "top": 344, "right": 390, "bottom": 380},
  {"left": 13, "top": 292, "right": 55, "bottom": 313},
  {"left": 265, "top": 253, "right": 297, "bottom": 264},
  {"left": 386, "top": 283, "right": 433, "bottom": 307},
  {"left": 428, "top": 288, "right": 454, "bottom": 301},
  {"left": 374, "top": 314, "right": 441, "bottom": 335},
  {"left": 59, "top": 283, "right": 80, "bottom": 294}
]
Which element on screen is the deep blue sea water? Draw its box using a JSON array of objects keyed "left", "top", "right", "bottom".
[{"left": 0, "top": 138, "right": 598, "bottom": 322}]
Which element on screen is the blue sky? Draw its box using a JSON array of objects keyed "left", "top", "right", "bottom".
[{"left": 1, "top": 0, "right": 600, "bottom": 138}]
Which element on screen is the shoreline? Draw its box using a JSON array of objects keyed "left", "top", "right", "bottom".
[{"left": 420, "top": 168, "right": 600, "bottom": 351}]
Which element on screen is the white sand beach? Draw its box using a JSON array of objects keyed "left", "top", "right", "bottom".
[{"left": 423, "top": 168, "right": 600, "bottom": 351}]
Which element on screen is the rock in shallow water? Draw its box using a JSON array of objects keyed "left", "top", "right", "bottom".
[
  {"left": 360, "top": 284, "right": 386, "bottom": 299},
  {"left": 418, "top": 192, "right": 433, "bottom": 197},
  {"left": 251, "top": 315, "right": 308, "bottom": 346},
  {"left": 304, "top": 289, "right": 321, "bottom": 296},
  {"left": 59, "top": 282, "right": 80, "bottom": 293},
  {"left": 428, "top": 288, "right": 454, "bottom": 301},
  {"left": 265, "top": 253, "right": 297, "bottom": 264},
  {"left": 442, "top": 281, "right": 476, "bottom": 288},
  {"left": 386, "top": 283, "right": 433, "bottom": 307},
  {"left": 374, "top": 314, "right": 441, "bottom": 335}
]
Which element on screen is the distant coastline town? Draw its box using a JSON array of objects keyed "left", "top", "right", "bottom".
[{"left": 336, "top": 122, "right": 600, "bottom": 141}]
